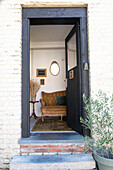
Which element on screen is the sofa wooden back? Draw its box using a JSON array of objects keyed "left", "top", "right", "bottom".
[{"left": 41, "top": 90, "right": 66, "bottom": 106}]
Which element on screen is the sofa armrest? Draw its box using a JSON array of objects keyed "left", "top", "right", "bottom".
[{"left": 40, "top": 99, "right": 46, "bottom": 107}]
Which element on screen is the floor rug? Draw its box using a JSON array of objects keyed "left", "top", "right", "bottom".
[{"left": 32, "top": 117, "right": 73, "bottom": 131}]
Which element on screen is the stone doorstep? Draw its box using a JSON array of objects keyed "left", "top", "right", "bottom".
[
  {"left": 10, "top": 153, "right": 96, "bottom": 170},
  {"left": 19, "top": 132, "right": 85, "bottom": 144}
]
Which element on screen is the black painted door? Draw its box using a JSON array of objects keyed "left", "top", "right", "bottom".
[{"left": 65, "top": 23, "right": 82, "bottom": 134}]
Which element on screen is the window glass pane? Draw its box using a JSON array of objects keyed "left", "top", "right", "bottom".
[{"left": 67, "top": 33, "right": 77, "bottom": 71}]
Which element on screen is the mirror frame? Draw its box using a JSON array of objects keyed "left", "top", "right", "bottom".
[{"left": 50, "top": 61, "right": 60, "bottom": 76}]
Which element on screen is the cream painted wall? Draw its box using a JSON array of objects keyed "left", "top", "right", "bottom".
[{"left": 30, "top": 42, "right": 66, "bottom": 116}]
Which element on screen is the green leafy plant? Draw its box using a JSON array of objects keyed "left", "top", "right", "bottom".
[{"left": 80, "top": 90, "right": 113, "bottom": 159}]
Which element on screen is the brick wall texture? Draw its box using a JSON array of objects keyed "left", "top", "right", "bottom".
[
  {"left": 0, "top": 0, "right": 113, "bottom": 168},
  {"left": 20, "top": 143, "right": 84, "bottom": 155}
]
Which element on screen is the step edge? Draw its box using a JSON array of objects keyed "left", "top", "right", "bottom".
[
  {"left": 10, "top": 153, "right": 94, "bottom": 164},
  {"left": 19, "top": 139, "right": 85, "bottom": 144}
]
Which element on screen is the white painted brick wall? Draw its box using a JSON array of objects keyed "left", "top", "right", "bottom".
[{"left": 0, "top": 0, "right": 113, "bottom": 168}]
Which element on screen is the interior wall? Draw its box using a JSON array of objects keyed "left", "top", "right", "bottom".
[{"left": 30, "top": 42, "right": 66, "bottom": 116}]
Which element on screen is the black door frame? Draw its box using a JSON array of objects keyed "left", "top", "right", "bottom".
[{"left": 22, "top": 7, "right": 89, "bottom": 138}]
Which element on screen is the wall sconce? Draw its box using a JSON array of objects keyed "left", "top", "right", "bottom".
[{"left": 83, "top": 62, "right": 89, "bottom": 71}]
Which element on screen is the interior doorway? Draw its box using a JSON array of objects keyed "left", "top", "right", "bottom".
[
  {"left": 30, "top": 23, "right": 82, "bottom": 135},
  {"left": 22, "top": 8, "right": 89, "bottom": 138},
  {"left": 30, "top": 25, "right": 75, "bottom": 132}
]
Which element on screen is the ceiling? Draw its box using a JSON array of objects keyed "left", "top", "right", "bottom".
[{"left": 30, "top": 25, "right": 74, "bottom": 42}]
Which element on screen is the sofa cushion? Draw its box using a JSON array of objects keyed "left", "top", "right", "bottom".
[
  {"left": 41, "top": 106, "right": 66, "bottom": 114},
  {"left": 42, "top": 91, "right": 66, "bottom": 106},
  {"left": 56, "top": 96, "right": 66, "bottom": 106}
]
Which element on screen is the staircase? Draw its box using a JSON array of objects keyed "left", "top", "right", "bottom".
[{"left": 10, "top": 132, "right": 95, "bottom": 170}]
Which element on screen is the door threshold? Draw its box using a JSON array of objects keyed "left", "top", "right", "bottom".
[
  {"left": 30, "top": 131, "right": 76, "bottom": 134},
  {"left": 19, "top": 132, "right": 85, "bottom": 144}
]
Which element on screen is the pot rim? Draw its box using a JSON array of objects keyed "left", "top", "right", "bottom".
[
  {"left": 94, "top": 148, "right": 113, "bottom": 167},
  {"left": 94, "top": 148, "right": 113, "bottom": 160}
]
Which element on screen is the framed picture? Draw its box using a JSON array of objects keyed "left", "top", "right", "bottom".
[
  {"left": 40, "top": 79, "right": 45, "bottom": 85},
  {"left": 36, "top": 69, "right": 47, "bottom": 77},
  {"left": 69, "top": 70, "right": 74, "bottom": 79}
]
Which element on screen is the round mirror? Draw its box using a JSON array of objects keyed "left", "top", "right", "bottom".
[{"left": 50, "top": 61, "right": 60, "bottom": 76}]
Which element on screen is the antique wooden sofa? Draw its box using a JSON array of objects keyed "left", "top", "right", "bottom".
[{"left": 40, "top": 90, "right": 66, "bottom": 122}]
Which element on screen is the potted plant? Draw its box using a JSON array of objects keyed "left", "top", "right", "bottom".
[{"left": 80, "top": 90, "right": 113, "bottom": 170}]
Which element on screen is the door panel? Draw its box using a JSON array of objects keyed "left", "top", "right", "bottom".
[{"left": 65, "top": 24, "right": 82, "bottom": 134}]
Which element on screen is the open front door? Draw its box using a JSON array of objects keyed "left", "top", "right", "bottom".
[{"left": 65, "top": 23, "right": 82, "bottom": 134}]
